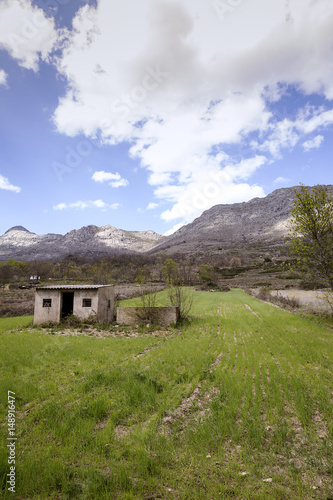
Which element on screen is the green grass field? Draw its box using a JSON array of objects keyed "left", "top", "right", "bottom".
[
  {"left": 0, "top": 290, "right": 332, "bottom": 499},
  {"left": 0, "top": 316, "right": 33, "bottom": 333}
]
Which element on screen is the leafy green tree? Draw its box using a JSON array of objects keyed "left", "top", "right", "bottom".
[
  {"left": 161, "top": 258, "right": 178, "bottom": 284},
  {"left": 199, "top": 264, "right": 213, "bottom": 282},
  {"left": 290, "top": 184, "right": 333, "bottom": 289}
]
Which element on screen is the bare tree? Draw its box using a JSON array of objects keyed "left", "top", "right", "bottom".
[
  {"left": 137, "top": 285, "right": 158, "bottom": 323},
  {"left": 168, "top": 285, "right": 194, "bottom": 320}
]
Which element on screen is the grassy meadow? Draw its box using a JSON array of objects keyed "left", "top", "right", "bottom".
[
  {"left": 0, "top": 290, "right": 332, "bottom": 499},
  {"left": 0, "top": 315, "right": 33, "bottom": 333}
]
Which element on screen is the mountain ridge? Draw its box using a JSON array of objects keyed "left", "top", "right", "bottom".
[
  {"left": 150, "top": 185, "right": 333, "bottom": 254},
  {"left": 0, "top": 224, "right": 164, "bottom": 262},
  {"left": 1, "top": 185, "right": 332, "bottom": 261}
]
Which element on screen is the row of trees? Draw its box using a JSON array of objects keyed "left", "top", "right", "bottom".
[{"left": 0, "top": 253, "right": 216, "bottom": 288}]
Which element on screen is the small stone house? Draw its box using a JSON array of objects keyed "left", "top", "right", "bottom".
[{"left": 34, "top": 285, "right": 114, "bottom": 325}]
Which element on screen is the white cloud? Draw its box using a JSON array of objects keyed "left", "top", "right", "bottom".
[
  {"left": 53, "top": 200, "right": 120, "bottom": 211},
  {"left": 159, "top": 156, "right": 267, "bottom": 223},
  {"left": 0, "top": 174, "right": 21, "bottom": 193},
  {"left": 164, "top": 223, "right": 184, "bottom": 236},
  {"left": 0, "top": 0, "right": 59, "bottom": 71},
  {"left": 146, "top": 202, "right": 158, "bottom": 210},
  {"left": 50, "top": 0, "right": 333, "bottom": 226},
  {"left": 253, "top": 108, "right": 333, "bottom": 158},
  {"left": 302, "top": 135, "right": 324, "bottom": 152},
  {"left": 92, "top": 170, "right": 129, "bottom": 188},
  {"left": 0, "top": 70, "right": 8, "bottom": 86},
  {"left": 274, "top": 176, "right": 290, "bottom": 184}
]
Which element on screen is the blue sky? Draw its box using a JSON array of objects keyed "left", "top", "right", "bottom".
[{"left": 0, "top": 0, "right": 332, "bottom": 237}]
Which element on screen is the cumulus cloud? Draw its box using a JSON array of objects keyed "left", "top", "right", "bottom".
[
  {"left": 253, "top": 108, "right": 333, "bottom": 158},
  {"left": 53, "top": 200, "right": 120, "bottom": 211},
  {"left": 159, "top": 156, "right": 267, "bottom": 222},
  {"left": 164, "top": 222, "right": 184, "bottom": 236},
  {"left": 302, "top": 135, "right": 324, "bottom": 152},
  {"left": 274, "top": 177, "right": 291, "bottom": 184},
  {"left": 50, "top": 0, "right": 333, "bottom": 226},
  {"left": 0, "top": 0, "right": 59, "bottom": 71},
  {"left": 92, "top": 170, "right": 129, "bottom": 188},
  {"left": 146, "top": 202, "right": 159, "bottom": 210},
  {"left": 0, "top": 70, "right": 8, "bottom": 86},
  {"left": 0, "top": 174, "right": 21, "bottom": 193}
]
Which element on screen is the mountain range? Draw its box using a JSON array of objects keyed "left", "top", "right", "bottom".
[
  {"left": 1, "top": 186, "right": 332, "bottom": 262},
  {"left": 0, "top": 225, "right": 163, "bottom": 262}
]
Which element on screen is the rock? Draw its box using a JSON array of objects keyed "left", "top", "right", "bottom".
[
  {"left": 152, "top": 185, "right": 333, "bottom": 255},
  {"left": 0, "top": 224, "right": 163, "bottom": 261}
]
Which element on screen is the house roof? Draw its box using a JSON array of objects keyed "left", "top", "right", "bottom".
[{"left": 36, "top": 285, "right": 113, "bottom": 290}]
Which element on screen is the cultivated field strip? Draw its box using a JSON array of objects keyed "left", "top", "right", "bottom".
[{"left": 0, "top": 289, "right": 332, "bottom": 499}]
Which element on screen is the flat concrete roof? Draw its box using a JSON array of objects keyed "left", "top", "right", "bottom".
[{"left": 36, "top": 285, "right": 113, "bottom": 290}]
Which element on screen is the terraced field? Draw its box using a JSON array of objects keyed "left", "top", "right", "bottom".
[{"left": 0, "top": 290, "right": 332, "bottom": 499}]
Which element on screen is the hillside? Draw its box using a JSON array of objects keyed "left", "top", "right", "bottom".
[{"left": 152, "top": 185, "right": 333, "bottom": 254}]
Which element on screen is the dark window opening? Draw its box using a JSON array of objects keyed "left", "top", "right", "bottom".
[
  {"left": 62, "top": 292, "right": 74, "bottom": 319},
  {"left": 82, "top": 298, "right": 92, "bottom": 308},
  {"left": 107, "top": 300, "right": 111, "bottom": 308},
  {"left": 43, "top": 299, "right": 52, "bottom": 308}
]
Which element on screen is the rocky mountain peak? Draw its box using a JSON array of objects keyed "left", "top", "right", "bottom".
[
  {"left": 4, "top": 226, "right": 32, "bottom": 235},
  {"left": 152, "top": 184, "right": 333, "bottom": 254}
]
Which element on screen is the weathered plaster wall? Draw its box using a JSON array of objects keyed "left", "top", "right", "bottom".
[
  {"left": 97, "top": 286, "right": 115, "bottom": 322},
  {"left": 34, "top": 289, "right": 61, "bottom": 324},
  {"left": 34, "top": 286, "right": 115, "bottom": 325},
  {"left": 73, "top": 290, "right": 99, "bottom": 320}
]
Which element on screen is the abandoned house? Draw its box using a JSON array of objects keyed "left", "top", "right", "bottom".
[{"left": 33, "top": 285, "right": 114, "bottom": 325}]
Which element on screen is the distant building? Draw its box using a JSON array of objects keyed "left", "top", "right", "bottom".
[
  {"left": 34, "top": 285, "right": 114, "bottom": 325},
  {"left": 30, "top": 276, "right": 40, "bottom": 281}
]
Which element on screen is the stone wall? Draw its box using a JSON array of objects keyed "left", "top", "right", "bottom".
[{"left": 117, "top": 306, "right": 179, "bottom": 326}]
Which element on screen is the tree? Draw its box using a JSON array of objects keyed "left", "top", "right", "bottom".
[
  {"left": 199, "top": 264, "right": 213, "bottom": 282},
  {"left": 139, "top": 287, "right": 158, "bottom": 321},
  {"left": 161, "top": 258, "right": 178, "bottom": 284},
  {"left": 289, "top": 185, "right": 333, "bottom": 290},
  {"left": 168, "top": 285, "right": 194, "bottom": 321},
  {"left": 161, "top": 259, "right": 194, "bottom": 320}
]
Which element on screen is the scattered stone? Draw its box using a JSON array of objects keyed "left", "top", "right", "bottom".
[{"left": 263, "top": 478, "right": 272, "bottom": 483}]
